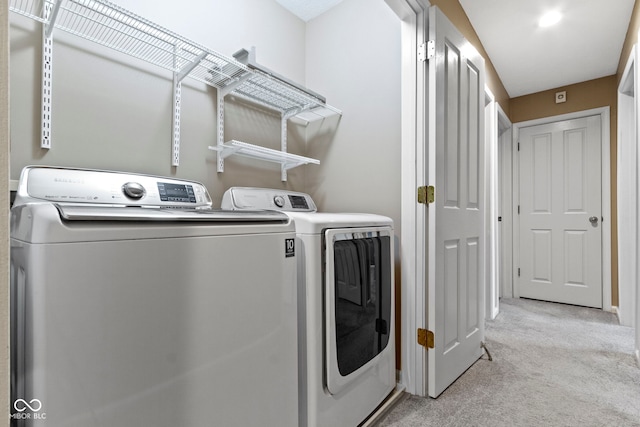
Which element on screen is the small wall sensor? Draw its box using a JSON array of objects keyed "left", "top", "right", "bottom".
[{"left": 555, "top": 91, "right": 567, "bottom": 103}]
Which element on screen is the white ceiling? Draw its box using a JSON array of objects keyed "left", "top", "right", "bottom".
[
  {"left": 458, "top": 0, "right": 635, "bottom": 97},
  {"left": 274, "top": 0, "right": 344, "bottom": 22},
  {"left": 278, "top": 0, "right": 635, "bottom": 98}
]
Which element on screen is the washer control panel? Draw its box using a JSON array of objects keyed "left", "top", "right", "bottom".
[
  {"left": 15, "top": 166, "right": 212, "bottom": 208},
  {"left": 221, "top": 187, "right": 317, "bottom": 212}
]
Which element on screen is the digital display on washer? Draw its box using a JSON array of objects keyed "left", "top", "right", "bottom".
[
  {"left": 157, "top": 182, "right": 196, "bottom": 203},
  {"left": 288, "top": 195, "right": 309, "bottom": 210}
]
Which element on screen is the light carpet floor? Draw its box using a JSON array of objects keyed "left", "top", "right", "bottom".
[{"left": 374, "top": 298, "right": 640, "bottom": 427}]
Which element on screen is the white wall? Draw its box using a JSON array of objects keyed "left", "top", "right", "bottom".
[
  {"left": 10, "top": 0, "right": 404, "bottom": 214},
  {"left": 305, "top": 0, "right": 402, "bottom": 234},
  {"left": 116, "top": 0, "right": 307, "bottom": 85},
  {"left": 10, "top": 0, "right": 402, "bottom": 214}
]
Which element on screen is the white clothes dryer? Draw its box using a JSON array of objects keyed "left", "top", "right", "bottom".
[
  {"left": 10, "top": 167, "right": 299, "bottom": 427},
  {"left": 222, "top": 187, "right": 395, "bottom": 427}
]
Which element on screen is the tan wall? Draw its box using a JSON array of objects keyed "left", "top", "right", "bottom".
[
  {"left": 618, "top": 0, "right": 640, "bottom": 83},
  {"left": 510, "top": 76, "right": 619, "bottom": 306},
  {"left": 430, "top": 0, "right": 510, "bottom": 116},
  {"left": 510, "top": 77, "right": 617, "bottom": 124}
]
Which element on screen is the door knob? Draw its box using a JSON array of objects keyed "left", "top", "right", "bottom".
[{"left": 589, "top": 216, "right": 599, "bottom": 225}]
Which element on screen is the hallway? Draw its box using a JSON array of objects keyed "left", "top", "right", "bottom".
[{"left": 375, "top": 298, "right": 640, "bottom": 427}]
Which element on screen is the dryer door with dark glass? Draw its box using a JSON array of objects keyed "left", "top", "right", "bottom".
[{"left": 324, "top": 227, "right": 394, "bottom": 395}]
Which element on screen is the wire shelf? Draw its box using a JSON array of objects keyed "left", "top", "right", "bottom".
[
  {"left": 235, "top": 70, "right": 324, "bottom": 115},
  {"left": 209, "top": 140, "right": 320, "bottom": 171},
  {"left": 36, "top": 0, "right": 248, "bottom": 88},
  {"left": 9, "top": 0, "right": 48, "bottom": 22},
  {"left": 9, "top": 0, "right": 340, "bottom": 114},
  {"left": 10, "top": 0, "right": 339, "bottom": 174}
]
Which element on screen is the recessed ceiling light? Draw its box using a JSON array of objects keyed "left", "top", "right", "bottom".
[{"left": 539, "top": 10, "right": 562, "bottom": 27}]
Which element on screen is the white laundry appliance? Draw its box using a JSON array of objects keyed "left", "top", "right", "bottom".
[
  {"left": 10, "top": 166, "right": 299, "bottom": 427},
  {"left": 221, "top": 187, "right": 395, "bottom": 427}
]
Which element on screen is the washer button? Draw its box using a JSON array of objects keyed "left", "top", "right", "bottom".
[
  {"left": 274, "top": 195, "right": 285, "bottom": 208},
  {"left": 122, "top": 182, "right": 146, "bottom": 199}
]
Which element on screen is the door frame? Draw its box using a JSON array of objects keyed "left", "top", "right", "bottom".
[
  {"left": 385, "top": 0, "right": 430, "bottom": 397},
  {"left": 497, "top": 105, "right": 513, "bottom": 299},
  {"left": 485, "top": 90, "right": 513, "bottom": 316},
  {"left": 485, "top": 87, "right": 499, "bottom": 320},
  {"left": 617, "top": 45, "right": 637, "bottom": 327},
  {"left": 512, "top": 107, "right": 612, "bottom": 312}
]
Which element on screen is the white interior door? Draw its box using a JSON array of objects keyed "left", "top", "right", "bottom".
[
  {"left": 518, "top": 116, "right": 603, "bottom": 308},
  {"left": 426, "top": 5, "right": 485, "bottom": 398}
]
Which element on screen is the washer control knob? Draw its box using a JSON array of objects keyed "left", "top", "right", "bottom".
[
  {"left": 274, "top": 195, "right": 286, "bottom": 208},
  {"left": 122, "top": 182, "right": 146, "bottom": 200}
]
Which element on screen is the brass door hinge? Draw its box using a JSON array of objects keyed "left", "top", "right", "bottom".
[
  {"left": 417, "top": 186, "right": 435, "bottom": 205},
  {"left": 417, "top": 328, "right": 435, "bottom": 349}
]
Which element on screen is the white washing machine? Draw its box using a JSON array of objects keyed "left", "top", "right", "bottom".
[
  {"left": 222, "top": 187, "right": 395, "bottom": 427},
  {"left": 10, "top": 167, "right": 299, "bottom": 427}
]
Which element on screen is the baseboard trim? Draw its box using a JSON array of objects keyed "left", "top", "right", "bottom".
[
  {"left": 611, "top": 306, "right": 620, "bottom": 323},
  {"left": 360, "top": 386, "right": 407, "bottom": 427}
]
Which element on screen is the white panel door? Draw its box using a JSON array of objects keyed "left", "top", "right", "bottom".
[
  {"left": 427, "top": 6, "right": 485, "bottom": 398},
  {"left": 518, "top": 116, "right": 602, "bottom": 308}
]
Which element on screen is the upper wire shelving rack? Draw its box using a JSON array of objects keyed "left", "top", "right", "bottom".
[{"left": 9, "top": 0, "right": 340, "bottom": 178}]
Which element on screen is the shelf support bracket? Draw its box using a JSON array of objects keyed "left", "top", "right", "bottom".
[
  {"left": 40, "top": 0, "right": 62, "bottom": 149},
  {"left": 176, "top": 51, "right": 207, "bottom": 83},
  {"left": 281, "top": 115, "right": 288, "bottom": 181},
  {"left": 44, "top": 0, "right": 62, "bottom": 38},
  {"left": 215, "top": 78, "right": 250, "bottom": 173},
  {"left": 280, "top": 110, "right": 303, "bottom": 181}
]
